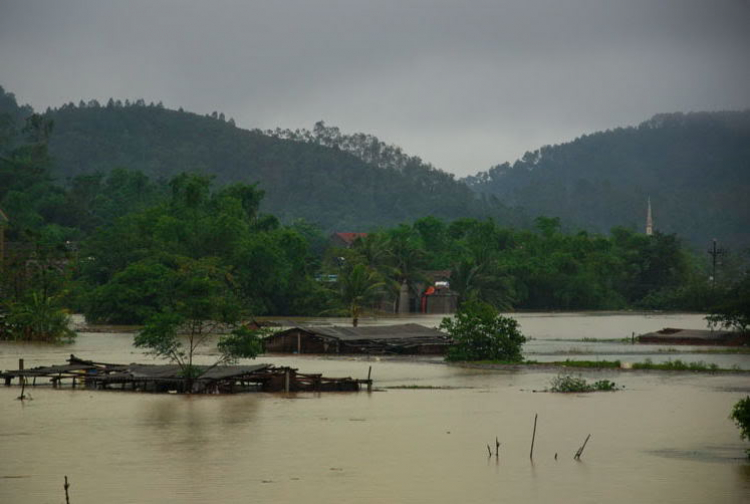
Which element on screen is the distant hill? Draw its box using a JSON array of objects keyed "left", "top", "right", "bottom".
[
  {"left": 3, "top": 86, "right": 747, "bottom": 248},
  {"left": 32, "top": 99, "right": 520, "bottom": 231},
  {"left": 465, "top": 111, "right": 750, "bottom": 249}
]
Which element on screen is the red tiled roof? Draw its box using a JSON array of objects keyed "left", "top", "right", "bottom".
[{"left": 332, "top": 232, "right": 368, "bottom": 245}]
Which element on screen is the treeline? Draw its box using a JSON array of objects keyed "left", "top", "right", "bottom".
[{"left": 328, "top": 216, "right": 726, "bottom": 312}]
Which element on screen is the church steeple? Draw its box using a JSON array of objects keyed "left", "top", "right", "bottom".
[{"left": 645, "top": 197, "right": 653, "bottom": 236}]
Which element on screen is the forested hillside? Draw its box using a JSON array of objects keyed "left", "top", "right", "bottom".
[
  {"left": 1, "top": 85, "right": 746, "bottom": 327},
  {"left": 465, "top": 111, "right": 750, "bottom": 249},
  {"left": 17, "top": 94, "right": 519, "bottom": 231},
  {"left": 3, "top": 85, "right": 747, "bottom": 248}
]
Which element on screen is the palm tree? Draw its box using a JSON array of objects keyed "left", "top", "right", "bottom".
[
  {"left": 338, "top": 264, "right": 384, "bottom": 327},
  {"left": 384, "top": 227, "right": 427, "bottom": 312},
  {"left": 3, "top": 292, "right": 75, "bottom": 342},
  {"left": 450, "top": 258, "right": 515, "bottom": 310}
]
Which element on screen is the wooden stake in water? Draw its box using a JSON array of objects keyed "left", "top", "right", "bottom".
[
  {"left": 487, "top": 444, "right": 492, "bottom": 457},
  {"left": 18, "top": 377, "right": 26, "bottom": 400},
  {"left": 495, "top": 437, "right": 500, "bottom": 458},
  {"left": 64, "top": 475, "right": 71, "bottom": 504},
  {"left": 529, "top": 413, "right": 538, "bottom": 459},
  {"left": 574, "top": 434, "right": 591, "bottom": 460}
]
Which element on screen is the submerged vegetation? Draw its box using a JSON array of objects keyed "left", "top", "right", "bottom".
[
  {"left": 441, "top": 301, "right": 526, "bottom": 362},
  {"left": 1, "top": 293, "right": 75, "bottom": 343},
  {"left": 730, "top": 396, "right": 750, "bottom": 458},
  {"left": 631, "top": 359, "right": 720, "bottom": 372},
  {"left": 548, "top": 373, "right": 619, "bottom": 393}
]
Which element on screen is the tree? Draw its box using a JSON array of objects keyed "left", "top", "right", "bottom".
[
  {"left": 730, "top": 396, "right": 750, "bottom": 458},
  {"left": 1, "top": 292, "right": 75, "bottom": 343},
  {"left": 335, "top": 264, "right": 384, "bottom": 327},
  {"left": 440, "top": 300, "right": 526, "bottom": 362},
  {"left": 706, "top": 276, "right": 750, "bottom": 335},
  {"left": 133, "top": 257, "right": 263, "bottom": 392}
]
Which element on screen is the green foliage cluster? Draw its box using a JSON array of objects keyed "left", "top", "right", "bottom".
[
  {"left": 332, "top": 215, "right": 708, "bottom": 312},
  {"left": 76, "top": 174, "right": 327, "bottom": 323},
  {"left": 1, "top": 293, "right": 75, "bottom": 343},
  {"left": 131, "top": 259, "right": 265, "bottom": 389},
  {"left": 466, "top": 111, "right": 750, "bottom": 249},
  {"left": 730, "top": 396, "right": 750, "bottom": 458},
  {"left": 440, "top": 301, "right": 526, "bottom": 362},
  {"left": 549, "top": 373, "right": 619, "bottom": 393},
  {"left": 706, "top": 276, "right": 750, "bottom": 335}
]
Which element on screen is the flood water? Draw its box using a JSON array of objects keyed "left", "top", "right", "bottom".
[{"left": 1, "top": 313, "right": 749, "bottom": 503}]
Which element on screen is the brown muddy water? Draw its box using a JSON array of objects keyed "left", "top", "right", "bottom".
[{"left": 1, "top": 313, "right": 749, "bottom": 503}]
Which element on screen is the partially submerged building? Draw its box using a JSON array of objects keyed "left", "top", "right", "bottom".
[
  {"left": 2, "top": 355, "right": 368, "bottom": 393},
  {"left": 638, "top": 328, "right": 745, "bottom": 346},
  {"left": 265, "top": 323, "right": 450, "bottom": 355}
]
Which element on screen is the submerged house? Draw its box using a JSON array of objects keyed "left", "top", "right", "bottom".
[
  {"left": 265, "top": 323, "right": 450, "bottom": 355},
  {"left": 638, "top": 328, "right": 744, "bottom": 346},
  {"left": 2, "top": 355, "right": 367, "bottom": 393}
]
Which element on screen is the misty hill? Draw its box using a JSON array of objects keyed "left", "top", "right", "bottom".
[
  {"left": 14, "top": 96, "right": 518, "bottom": 231},
  {"left": 465, "top": 111, "right": 750, "bottom": 249}
]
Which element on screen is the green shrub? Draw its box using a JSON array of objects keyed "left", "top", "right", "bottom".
[
  {"left": 0, "top": 293, "right": 76, "bottom": 343},
  {"left": 549, "top": 373, "right": 619, "bottom": 393},
  {"left": 730, "top": 396, "right": 750, "bottom": 458},
  {"left": 440, "top": 300, "right": 526, "bottom": 362}
]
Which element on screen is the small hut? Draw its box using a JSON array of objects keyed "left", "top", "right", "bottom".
[{"left": 265, "top": 323, "right": 450, "bottom": 355}]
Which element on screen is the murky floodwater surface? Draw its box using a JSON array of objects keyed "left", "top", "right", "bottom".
[{"left": 1, "top": 313, "right": 748, "bottom": 503}]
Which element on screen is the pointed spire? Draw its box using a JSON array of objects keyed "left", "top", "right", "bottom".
[{"left": 646, "top": 197, "right": 653, "bottom": 236}]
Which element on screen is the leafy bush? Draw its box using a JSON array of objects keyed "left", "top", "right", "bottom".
[
  {"left": 706, "top": 277, "right": 750, "bottom": 335},
  {"left": 549, "top": 373, "right": 619, "bottom": 393},
  {"left": 730, "top": 396, "right": 750, "bottom": 458},
  {"left": 440, "top": 300, "right": 526, "bottom": 362},
  {"left": 0, "top": 293, "right": 76, "bottom": 343}
]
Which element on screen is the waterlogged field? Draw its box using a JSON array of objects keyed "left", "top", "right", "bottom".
[{"left": 1, "top": 313, "right": 748, "bottom": 504}]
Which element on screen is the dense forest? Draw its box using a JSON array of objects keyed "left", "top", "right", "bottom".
[
  {"left": 465, "top": 111, "right": 750, "bottom": 249},
  {"left": 0, "top": 88, "right": 522, "bottom": 232},
  {"left": 1, "top": 85, "right": 748, "bottom": 341}
]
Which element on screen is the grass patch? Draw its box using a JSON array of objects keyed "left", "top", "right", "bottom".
[
  {"left": 548, "top": 373, "right": 619, "bottom": 393},
  {"left": 552, "top": 359, "right": 622, "bottom": 369},
  {"left": 632, "top": 359, "right": 719, "bottom": 372},
  {"left": 385, "top": 385, "right": 459, "bottom": 390}
]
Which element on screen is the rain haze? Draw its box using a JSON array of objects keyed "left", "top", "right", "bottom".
[{"left": 1, "top": 0, "right": 749, "bottom": 177}]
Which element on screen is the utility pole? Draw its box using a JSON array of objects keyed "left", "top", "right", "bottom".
[{"left": 707, "top": 238, "right": 726, "bottom": 286}]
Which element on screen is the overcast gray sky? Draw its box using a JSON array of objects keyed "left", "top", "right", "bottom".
[{"left": 1, "top": 0, "right": 749, "bottom": 176}]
